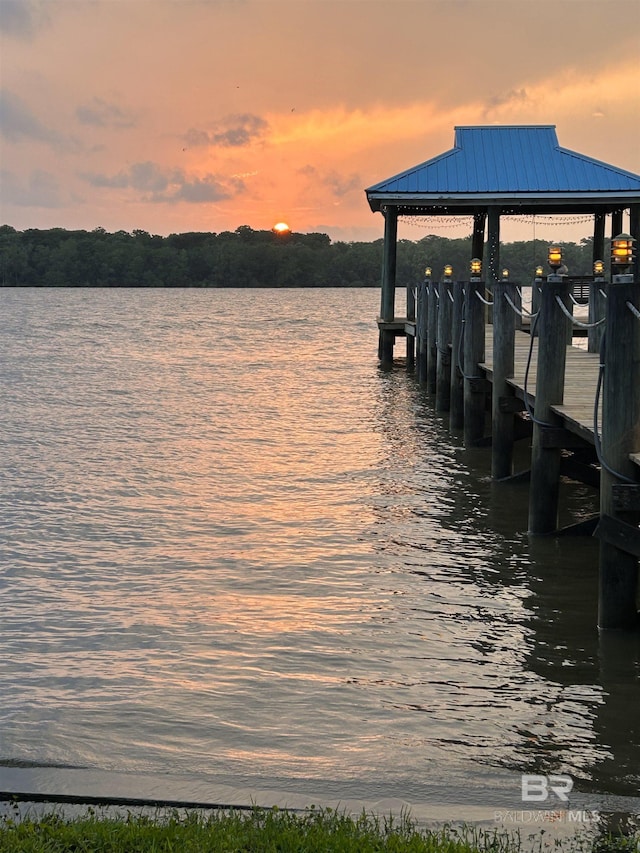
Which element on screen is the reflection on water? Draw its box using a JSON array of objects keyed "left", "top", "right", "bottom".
[{"left": 0, "top": 287, "right": 638, "bottom": 815}]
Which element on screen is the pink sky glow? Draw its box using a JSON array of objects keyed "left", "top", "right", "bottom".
[{"left": 1, "top": 0, "right": 639, "bottom": 244}]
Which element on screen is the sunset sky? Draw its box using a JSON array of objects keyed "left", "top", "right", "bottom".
[{"left": 2, "top": 0, "right": 639, "bottom": 244}]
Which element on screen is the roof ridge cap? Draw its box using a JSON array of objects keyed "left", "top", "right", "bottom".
[{"left": 454, "top": 124, "right": 556, "bottom": 130}]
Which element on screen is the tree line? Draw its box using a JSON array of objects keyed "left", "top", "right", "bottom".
[{"left": 0, "top": 224, "right": 596, "bottom": 289}]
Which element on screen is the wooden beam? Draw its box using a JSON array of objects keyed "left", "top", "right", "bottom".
[
  {"left": 559, "top": 456, "right": 601, "bottom": 489},
  {"left": 557, "top": 516, "right": 600, "bottom": 536},
  {"left": 595, "top": 514, "right": 640, "bottom": 559},
  {"left": 539, "top": 428, "right": 592, "bottom": 449},
  {"left": 499, "top": 396, "right": 525, "bottom": 413}
]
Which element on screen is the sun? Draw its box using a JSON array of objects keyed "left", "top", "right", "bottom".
[{"left": 272, "top": 222, "right": 290, "bottom": 234}]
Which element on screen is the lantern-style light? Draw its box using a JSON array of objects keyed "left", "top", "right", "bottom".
[
  {"left": 611, "top": 233, "right": 635, "bottom": 268},
  {"left": 593, "top": 259, "right": 605, "bottom": 278},
  {"left": 501, "top": 268, "right": 510, "bottom": 280},
  {"left": 535, "top": 265, "right": 544, "bottom": 279},
  {"left": 424, "top": 266, "right": 432, "bottom": 279},
  {"left": 444, "top": 264, "right": 453, "bottom": 278},
  {"left": 548, "top": 245, "right": 563, "bottom": 272},
  {"left": 470, "top": 258, "right": 482, "bottom": 278}
]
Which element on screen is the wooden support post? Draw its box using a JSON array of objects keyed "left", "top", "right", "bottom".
[
  {"left": 593, "top": 211, "right": 606, "bottom": 265},
  {"left": 486, "top": 208, "right": 500, "bottom": 291},
  {"left": 630, "top": 205, "right": 640, "bottom": 240},
  {"left": 379, "top": 330, "right": 394, "bottom": 364},
  {"left": 406, "top": 282, "right": 416, "bottom": 369},
  {"left": 589, "top": 208, "right": 607, "bottom": 355},
  {"left": 406, "top": 335, "right": 415, "bottom": 369},
  {"left": 426, "top": 280, "right": 438, "bottom": 394},
  {"left": 528, "top": 276, "right": 571, "bottom": 535},
  {"left": 597, "top": 276, "right": 640, "bottom": 630},
  {"left": 463, "top": 280, "right": 487, "bottom": 446},
  {"left": 436, "top": 278, "right": 453, "bottom": 412},
  {"left": 587, "top": 211, "right": 607, "bottom": 352},
  {"left": 531, "top": 279, "right": 542, "bottom": 335},
  {"left": 380, "top": 207, "right": 397, "bottom": 322},
  {"left": 472, "top": 213, "right": 486, "bottom": 267},
  {"left": 416, "top": 280, "right": 428, "bottom": 384},
  {"left": 491, "top": 280, "right": 518, "bottom": 479},
  {"left": 512, "top": 281, "right": 523, "bottom": 332},
  {"left": 611, "top": 210, "right": 623, "bottom": 241},
  {"left": 407, "top": 281, "right": 416, "bottom": 322},
  {"left": 630, "top": 204, "right": 640, "bottom": 280},
  {"left": 378, "top": 207, "right": 397, "bottom": 364},
  {"left": 588, "top": 280, "right": 607, "bottom": 353},
  {"left": 449, "top": 281, "right": 465, "bottom": 429}
]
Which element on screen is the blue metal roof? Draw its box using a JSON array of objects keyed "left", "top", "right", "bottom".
[{"left": 366, "top": 126, "right": 640, "bottom": 203}]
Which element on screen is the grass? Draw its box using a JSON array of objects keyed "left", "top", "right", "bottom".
[{"left": 0, "top": 805, "right": 638, "bottom": 852}]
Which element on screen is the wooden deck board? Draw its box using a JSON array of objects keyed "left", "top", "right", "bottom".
[{"left": 481, "top": 329, "right": 602, "bottom": 444}]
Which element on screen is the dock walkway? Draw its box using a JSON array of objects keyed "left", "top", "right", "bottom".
[{"left": 482, "top": 328, "right": 601, "bottom": 447}]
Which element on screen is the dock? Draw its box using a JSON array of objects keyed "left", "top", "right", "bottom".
[
  {"left": 365, "top": 124, "right": 640, "bottom": 630},
  {"left": 378, "top": 275, "right": 640, "bottom": 630}
]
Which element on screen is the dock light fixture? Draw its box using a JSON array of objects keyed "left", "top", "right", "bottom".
[
  {"left": 425, "top": 266, "right": 432, "bottom": 279},
  {"left": 470, "top": 258, "right": 482, "bottom": 279},
  {"left": 501, "top": 268, "right": 510, "bottom": 280},
  {"left": 548, "top": 245, "right": 563, "bottom": 272},
  {"left": 611, "top": 233, "right": 635, "bottom": 269},
  {"left": 444, "top": 264, "right": 453, "bottom": 279},
  {"left": 593, "top": 259, "right": 605, "bottom": 279},
  {"left": 535, "top": 265, "right": 544, "bottom": 279}
]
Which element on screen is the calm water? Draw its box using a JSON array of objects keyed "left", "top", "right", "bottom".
[{"left": 1, "top": 288, "right": 638, "bottom": 824}]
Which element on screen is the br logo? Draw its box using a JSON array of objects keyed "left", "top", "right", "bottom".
[{"left": 521, "top": 774, "right": 574, "bottom": 802}]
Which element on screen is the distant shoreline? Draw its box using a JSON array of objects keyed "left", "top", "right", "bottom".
[{"left": 1, "top": 224, "right": 597, "bottom": 289}]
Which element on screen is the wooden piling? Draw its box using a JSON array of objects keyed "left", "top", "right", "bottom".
[
  {"left": 416, "top": 280, "right": 428, "bottom": 384},
  {"left": 379, "top": 208, "right": 397, "bottom": 364},
  {"left": 463, "top": 281, "right": 487, "bottom": 446},
  {"left": 450, "top": 281, "right": 465, "bottom": 429},
  {"left": 436, "top": 279, "right": 453, "bottom": 412},
  {"left": 426, "top": 280, "right": 438, "bottom": 394},
  {"left": 491, "top": 280, "right": 518, "bottom": 479},
  {"left": 597, "top": 277, "right": 640, "bottom": 630},
  {"left": 406, "top": 283, "right": 416, "bottom": 369},
  {"left": 528, "top": 277, "right": 571, "bottom": 535}
]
